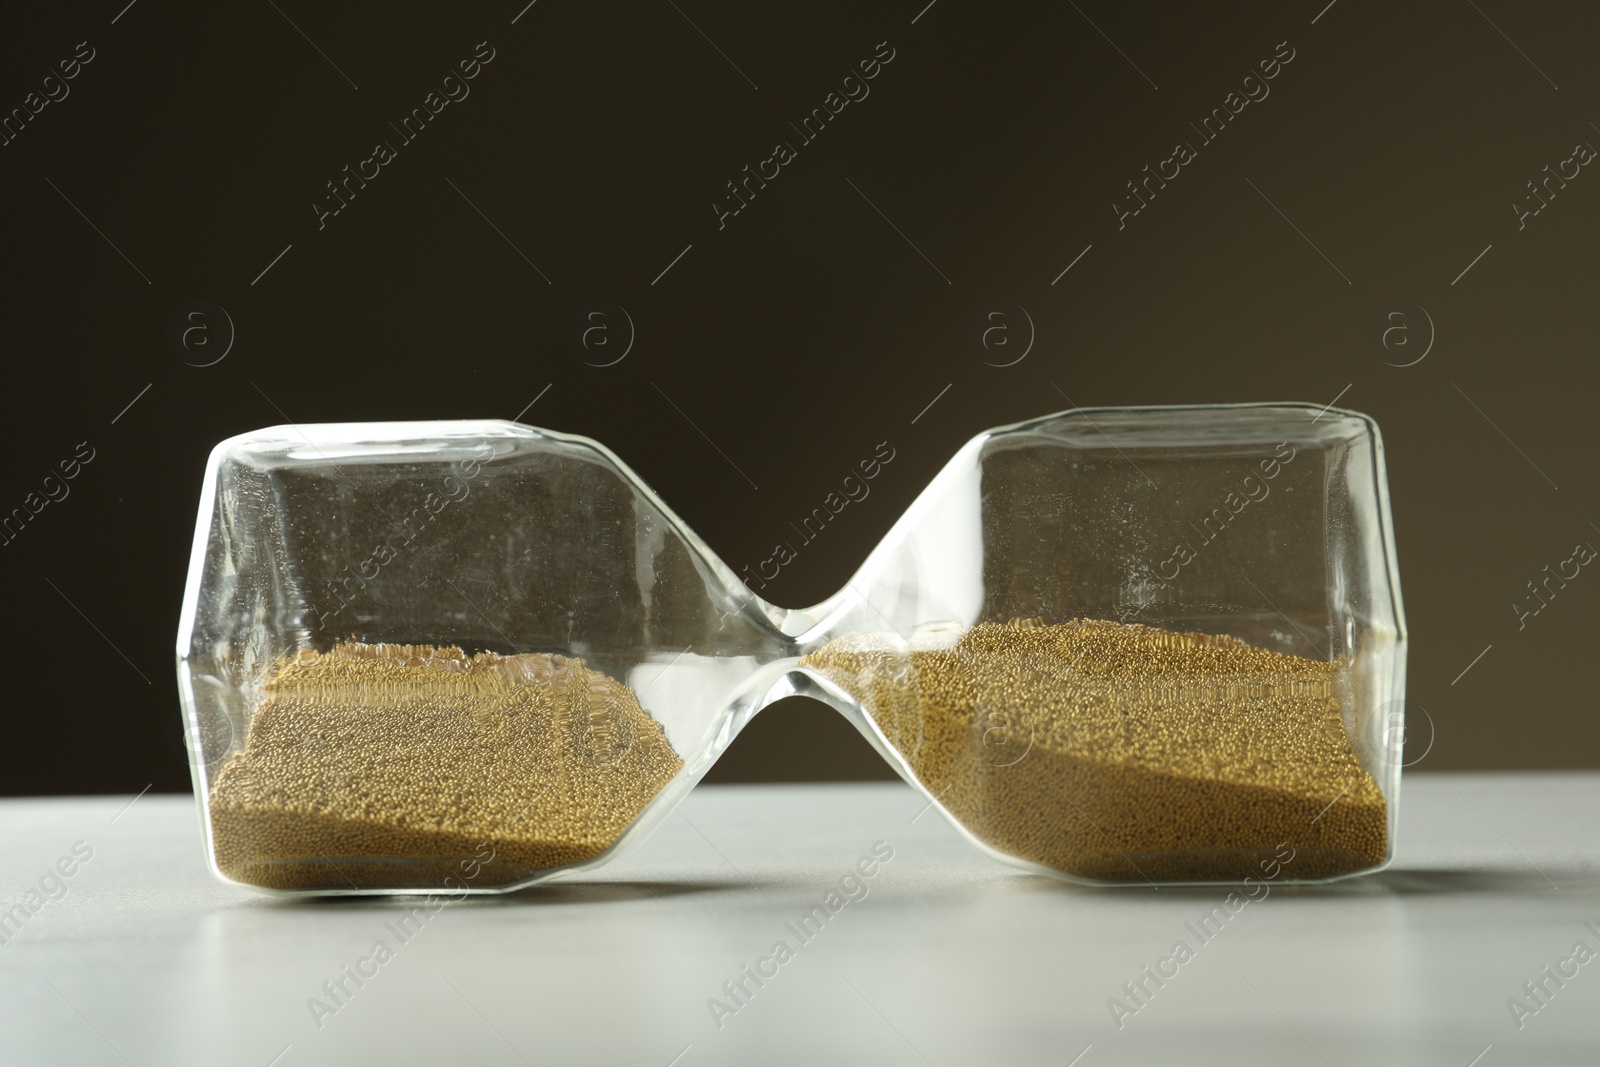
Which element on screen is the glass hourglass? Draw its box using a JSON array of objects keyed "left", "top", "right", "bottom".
[{"left": 176, "top": 403, "right": 1405, "bottom": 894}]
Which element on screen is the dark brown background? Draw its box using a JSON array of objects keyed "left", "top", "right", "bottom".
[{"left": 2, "top": 0, "right": 1595, "bottom": 796}]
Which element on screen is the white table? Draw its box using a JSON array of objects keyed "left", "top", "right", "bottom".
[{"left": 2, "top": 775, "right": 1597, "bottom": 1066}]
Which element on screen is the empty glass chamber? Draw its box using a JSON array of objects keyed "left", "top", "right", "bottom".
[{"left": 177, "top": 404, "right": 1405, "bottom": 894}]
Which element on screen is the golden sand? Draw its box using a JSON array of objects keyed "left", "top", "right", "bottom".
[
  {"left": 801, "top": 618, "right": 1387, "bottom": 881},
  {"left": 208, "top": 642, "right": 682, "bottom": 890}
]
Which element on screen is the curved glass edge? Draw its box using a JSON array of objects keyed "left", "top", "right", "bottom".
[
  {"left": 784, "top": 401, "right": 1407, "bottom": 886},
  {"left": 173, "top": 419, "right": 799, "bottom": 895},
  {"left": 177, "top": 403, "right": 1402, "bottom": 656},
  {"left": 800, "top": 402, "right": 1403, "bottom": 632},
  {"left": 177, "top": 402, "right": 1405, "bottom": 893},
  {"left": 1363, "top": 409, "right": 1406, "bottom": 868},
  {"left": 175, "top": 419, "right": 806, "bottom": 662}
]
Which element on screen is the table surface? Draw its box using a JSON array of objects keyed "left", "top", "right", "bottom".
[{"left": 1, "top": 774, "right": 1597, "bottom": 1066}]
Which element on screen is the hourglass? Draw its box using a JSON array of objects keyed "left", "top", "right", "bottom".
[{"left": 177, "top": 403, "right": 1405, "bottom": 894}]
